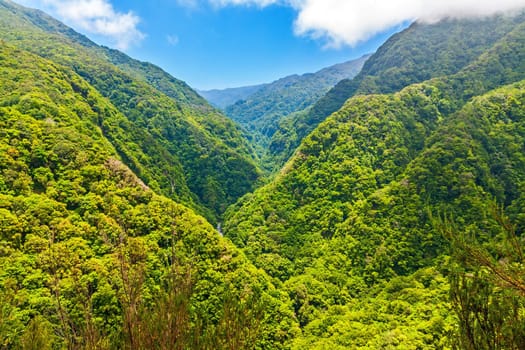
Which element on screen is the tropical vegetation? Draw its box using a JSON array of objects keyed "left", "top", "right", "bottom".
[{"left": 0, "top": 0, "right": 524, "bottom": 348}]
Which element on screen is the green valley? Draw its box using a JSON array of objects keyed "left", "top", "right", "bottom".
[
  {"left": 205, "top": 55, "right": 370, "bottom": 168},
  {"left": 0, "top": 30, "right": 297, "bottom": 349},
  {"left": 223, "top": 12, "right": 525, "bottom": 349},
  {"left": 1, "top": 0, "right": 525, "bottom": 348}
]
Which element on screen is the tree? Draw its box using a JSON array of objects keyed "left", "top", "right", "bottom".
[{"left": 436, "top": 205, "right": 525, "bottom": 349}]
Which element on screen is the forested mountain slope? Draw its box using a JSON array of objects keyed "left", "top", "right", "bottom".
[
  {"left": 222, "top": 55, "right": 370, "bottom": 159},
  {"left": 0, "top": 0, "right": 261, "bottom": 221},
  {"left": 0, "top": 42, "right": 298, "bottom": 349},
  {"left": 2, "top": 0, "right": 525, "bottom": 347},
  {"left": 199, "top": 84, "right": 266, "bottom": 109},
  {"left": 224, "top": 14, "right": 525, "bottom": 348},
  {"left": 268, "top": 13, "right": 525, "bottom": 170}
]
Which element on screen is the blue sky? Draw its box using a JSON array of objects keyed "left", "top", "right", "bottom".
[
  {"left": 14, "top": 0, "right": 525, "bottom": 90},
  {"left": 122, "top": 2, "right": 400, "bottom": 90},
  {"left": 13, "top": 0, "right": 404, "bottom": 89}
]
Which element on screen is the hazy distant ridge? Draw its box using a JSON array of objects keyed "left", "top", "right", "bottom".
[{"left": 198, "top": 84, "right": 266, "bottom": 109}]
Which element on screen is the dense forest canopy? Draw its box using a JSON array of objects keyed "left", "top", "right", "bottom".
[
  {"left": 0, "top": 0, "right": 262, "bottom": 223},
  {"left": 1, "top": 0, "right": 525, "bottom": 348},
  {"left": 224, "top": 11, "right": 525, "bottom": 349},
  {"left": 206, "top": 55, "right": 370, "bottom": 168},
  {"left": 268, "top": 13, "right": 525, "bottom": 170},
  {"left": 0, "top": 30, "right": 298, "bottom": 349}
]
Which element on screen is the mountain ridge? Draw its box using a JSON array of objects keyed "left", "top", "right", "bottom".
[
  {"left": 0, "top": 0, "right": 261, "bottom": 221},
  {"left": 199, "top": 55, "right": 371, "bottom": 110},
  {"left": 224, "top": 13, "right": 525, "bottom": 348},
  {"left": 198, "top": 84, "right": 267, "bottom": 109},
  {"left": 219, "top": 54, "right": 370, "bottom": 162},
  {"left": 267, "top": 13, "right": 525, "bottom": 170}
]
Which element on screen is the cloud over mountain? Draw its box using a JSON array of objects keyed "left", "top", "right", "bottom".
[
  {"left": 15, "top": 0, "right": 144, "bottom": 49},
  {"left": 212, "top": 0, "right": 525, "bottom": 46}
]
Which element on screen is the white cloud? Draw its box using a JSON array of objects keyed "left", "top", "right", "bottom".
[
  {"left": 14, "top": 0, "right": 145, "bottom": 50},
  {"left": 209, "top": 0, "right": 525, "bottom": 47}
]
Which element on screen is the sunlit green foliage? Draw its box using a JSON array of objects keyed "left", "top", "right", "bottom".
[
  {"left": 225, "top": 68, "right": 525, "bottom": 348},
  {"left": 2, "top": 1, "right": 525, "bottom": 348},
  {"left": 0, "top": 40, "right": 298, "bottom": 348},
  {"left": 269, "top": 13, "right": 525, "bottom": 170},
  {"left": 0, "top": 0, "right": 262, "bottom": 221},
  {"left": 437, "top": 206, "right": 525, "bottom": 350}
]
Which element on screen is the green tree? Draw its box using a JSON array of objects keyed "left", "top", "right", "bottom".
[{"left": 437, "top": 206, "right": 525, "bottom": 349}]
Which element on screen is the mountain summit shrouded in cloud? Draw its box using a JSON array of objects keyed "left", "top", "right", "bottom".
[{"left": 211, "top": 0, "right": 525, "bottom": 46}]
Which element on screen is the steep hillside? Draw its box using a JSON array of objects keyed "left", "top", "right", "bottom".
[
  {"left": 223, "top": 55, "right": 370, "bottom": 158},
  {"left": 2, "top": 0, "right": 525, "bottom": 347},
  {"left": 224, "top": 15, "right": 525, "bottom": 347},
  {"left": 269, "top": 13, "right": 525, "bottom": 170},
  {"left": 199, "top": 84, "right": 266, "bottom": 109},
  {"left": 0, "top": 42, "right": 298, "bottom": 349},
  {"left": 0, "top": 0, "right": 261, "bottom": 221}
]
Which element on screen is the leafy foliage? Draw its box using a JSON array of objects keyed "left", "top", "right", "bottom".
[
  {"left": 0, "top": 38, "right": 298, "bottom": 349},
  {"left": 269, "top": 13, "right": 525, "bottom": 170},
  {"left": 2, "top": 1, "right": 525, "bottom": 348},
  {"left": 0, "top": 0, "right": 261, "bottom": 221},
  {"left": 225, "top": 42, "right": 525, "bottom": 347},
  {"left": 437, "top": 207, "right": 525, "bottom": 350}
]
